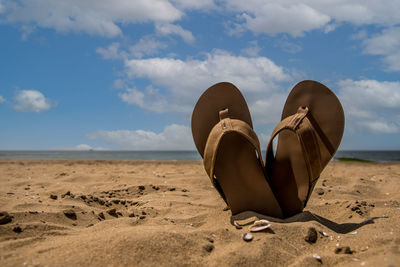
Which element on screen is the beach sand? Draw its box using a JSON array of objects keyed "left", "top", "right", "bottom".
[{"left": 0, "top": 159, "right": 399, "bottom": 266}]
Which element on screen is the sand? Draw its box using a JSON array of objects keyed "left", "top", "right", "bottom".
[{"left": 0, "top": 159, "right": 399, "bottom": 266}]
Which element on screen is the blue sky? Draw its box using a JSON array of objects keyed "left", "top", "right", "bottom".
[{"left": 0, "top": 0, "right": 399, "bottom": 150}]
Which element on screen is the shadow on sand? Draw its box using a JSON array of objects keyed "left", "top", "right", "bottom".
[{"left": 231, "top": 211, "right": 388, "bottom": 234}]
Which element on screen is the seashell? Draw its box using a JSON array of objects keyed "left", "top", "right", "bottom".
[
  {"left": 248, "top": 219, "right": 271, "bottom": 232},
  {"left": 242, "top": 233, "right": 253, "bottom": 242},
  {"left": 233, "top": 221, "right": 242, "bottom": 229},
  {"left": 313, "top": 254, "right": 322, "bottom": 262}
]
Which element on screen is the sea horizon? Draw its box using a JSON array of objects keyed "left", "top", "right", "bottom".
[{"left": 1, "top": 149, "right": 400, "bottom": 162}]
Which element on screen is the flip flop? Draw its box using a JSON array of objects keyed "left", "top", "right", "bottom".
[
  {"left": 265, "top": 80, "right": 345, "bottom": 217},
  {"left": 192, "top": 82, "right": 283, "bottom": 217}
]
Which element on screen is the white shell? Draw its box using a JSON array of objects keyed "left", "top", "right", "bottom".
[
  {"left": 242, "top": 233, "right": 253, "bottom": 242},
  {"left": 248, "top": 219, "right": 271, "bottom": 232}
]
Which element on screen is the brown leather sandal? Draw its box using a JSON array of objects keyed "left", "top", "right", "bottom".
[
  {"left": 265, "top": 80, "right": 345, "bottom": 217},
  {"left": 192, "top": 82, "right": 283, "bottom": 217}
]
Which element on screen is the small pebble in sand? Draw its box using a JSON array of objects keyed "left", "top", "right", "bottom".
[
  {"left": 305, "top": 227, "right": 318, "bottom": 243},
  {"left": 335, "top": 246, "right": 354, "bottom": 254},
  {"left": 50, "top": 194, "right": 58, "bottom": 200},
  {"left": 63, "top": 209, "right": 77, "bottom": 220},
  {"left": 13, "top": 226, "right": 22, "bottom": 233},
  {"left": 313, "top": 254, "right": 322, "bottom": 263},
  {"left": 242, "top": 233, "right": 253, "bottom": 242},
  {"left": 138, "top": 185, "right": 145, "bottom": 190},
  {"left": 203, "top": 244, "right": 214, "bottom": 253},
  {"left": 321, "top": 231, "right": 329, "bottom": 237},
  {"left": 206, "top": 237, "right": 214, "bottom": 243},
  {"left": 315, "top": 188, "right": 325, "bottom": 195},
  {"left": 168, "top": 187, "right": 176, "bottom": 191},
  {"left": 0, "top": 211, "right": 12, "bottom": 224}
]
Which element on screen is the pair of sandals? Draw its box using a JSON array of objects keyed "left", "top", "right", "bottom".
[{"left": 191, "top": 81, "right": 345, "bottom": 218}]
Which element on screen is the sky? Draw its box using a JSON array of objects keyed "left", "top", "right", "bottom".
[{"left": 0, "top": 0, "right": 399, "bottom": 151}]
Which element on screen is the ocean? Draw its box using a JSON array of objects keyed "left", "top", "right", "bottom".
[{"left": 0, "top": 150, "right": 400, "bottom": 162}]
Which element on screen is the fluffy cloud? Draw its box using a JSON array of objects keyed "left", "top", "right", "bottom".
[
  {"left": 155, "top": 23, "right": 195, "bottom": 43},
  {"left": 122, "top": 50, "right": 291, "bottom": 114},
  {"left": 13, "top": 90, "right": 52, "bottom": 112},
  {"left": 224, "top": 0, "right": 400, "bottom": 36},
  {"left": 171, "top": 0, "right": 216, "bottom": 10},
  {"left": 88, "top": 124, "right": 194, "bottom": 150},
  {"left": 362, "top": 27, "right": 400, "bottom": 71},
  {"left": 96, "top": 42, "right": 124, "bottom": 60},
  {"left": 0, "top": 95, "right": 5, "bottom": 103},
  {"left": 129, "top": 36, "right": 167, "bottom": 58},
  {"left": 0, "top": 0, "right": 182, "bottom": 37},
  {"left": 337, "top": 79, "right": 400, "bottom": 134}
]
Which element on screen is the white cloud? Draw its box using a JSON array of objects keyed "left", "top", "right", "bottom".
[
  {"left": 0, "top": 95, "right": 5, "bottom": 103},
  {"left": 362, "top": 27, "right": 400, "bottom": 71},
  {"left": 87, "top": 124, "right": 194, "bottom": 150},
  {"left": 337, "top": 79, "right": 400, "bottom": 134},
  {"left": 96, "top": 42, "right": 124, "bottom": 60},
  {"left": 241, "top": 41, "right": 261, "bottom": 57},
  {"left": 1, "top": 0, "right": 182, "bottom": 38},
  {"left": 13, "top": 90, "right": 52, "bottom": 112},
  {"left": 224, "top": 0, "right": 400, "bottom": 36},
  {"left": 122, "top": 49, "right": 291, "bottom": 114},
  {"left": 155, "top": 23, "right": 195, "bottom": 43},
  {"left": 171, "top": 0, "right": 216, "bottom": 10},
  {"left": 129, "top": 36, "right": 167, "bottom": 58},
  {"left": 119, "top": 86, "right": 174, "bottom": 113}
]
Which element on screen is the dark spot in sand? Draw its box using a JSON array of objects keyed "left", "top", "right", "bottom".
[
  {"left": 168, "top": 187, "right": 176, "bottom": 191},
  {"left": 61, "top": 191, "right": 71, "bottom": 198},
  {"left": 13, "top": 226, "right": 22, "bottom": 233},
  {"left": 182, "top": 189, "right": 188, "bottom": 192},
  {"left": 63, "top": 209, "right": 77, "bottom": 220},
  {"left": 50, "top": 194, "right": 58, "bottom": 200},
  {"left": 139, "top": 215, "right": 146, "bottom": 219},
  {"left": 305, "top": 227, "right": 318, "bottom": 243},
  {"left": 80, "top": 195, "right": 87, "bottom": 200},
  {"left": 107, "top": 209, "right": 118, "bottom": 217},
  {"left": 141, "top": 211, "right": 146, "bottom": 215},
  {"left": 98, "top": 212, "right": 105, "bottom": 220},
  {"left": 152, "top": 185, "right": 160, "bottom": 190},
  {"left": 128, "top": 212, "right": 135, "bottom": 217},
  {"left": 206, "top": 237, "right": 214, "bottom": 243},
  {"left": 138, "top": 185, "right": 145, "bottom": 190},
  {"left": 203, "top": 244, "right": 214, "bottom": 253},
  {"left": 87, "top": 224, "right": 94, "bottom": 227},
  {"left": 0, "top": 212, "right": 12, "bottom": 224},
  {"left": 335, "top": 246, "right": 354, "bottom": 254}
]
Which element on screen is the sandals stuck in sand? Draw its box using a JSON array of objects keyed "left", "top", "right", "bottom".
[
  {"left": 192, "top": 80, "right": 344, "bottom": 218},
  {"left": 191, "top": 82, "right": 283, "bottom": 217},
  {"left": 265, "top": 80, "right": 345, "bottom": 217}
]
